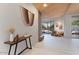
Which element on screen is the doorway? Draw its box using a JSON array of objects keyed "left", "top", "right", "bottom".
[
  {"left": 72, "top": 16, "right": 79, "bottom": 39},
  {"left": 41, "top": 21, "right": 54, "bottom": 35}
]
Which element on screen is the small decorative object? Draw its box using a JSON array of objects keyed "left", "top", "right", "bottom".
[
  {"left": 9, "top": 27, "right": 15, "bottom": 42},
  {"left": 13, "top": 34, "right": 19, "bottom": 42}
]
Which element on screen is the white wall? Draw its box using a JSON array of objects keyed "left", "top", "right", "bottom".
[
  {"left": 0, "top": 3, "right": 39, "bottom": 54},
  {"left": 63, "top": 15, "right": 72, "bottom": 39}
]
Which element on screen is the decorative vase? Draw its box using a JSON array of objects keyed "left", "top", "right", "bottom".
[{"left": 9, "top": 34, "right": 14, "bottom": 42}]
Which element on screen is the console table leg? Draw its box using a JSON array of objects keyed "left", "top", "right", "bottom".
[
  {"left": 29, "top": 37, "right": 32, "bottom": 49},
  {"left": 8, "top": 45, "right": 12, "bottom": 55},
  {"left": 25, "top": 39, "right": 28, "bottom": 48},
  {"left": 14, "top": 43, "right": 18, "bottom": 55}
]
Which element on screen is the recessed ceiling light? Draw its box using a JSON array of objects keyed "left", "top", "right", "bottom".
[{"left": 43, "top": 4, "right": 48, "bottom": 7}]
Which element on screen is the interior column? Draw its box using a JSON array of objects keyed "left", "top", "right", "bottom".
[{"left": 63, "top": 15, "right": 72, "bottom": 39}]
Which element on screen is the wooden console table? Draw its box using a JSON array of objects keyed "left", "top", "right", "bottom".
[{"left": 4, "top": 35, "right": 32, "bottom": 55}]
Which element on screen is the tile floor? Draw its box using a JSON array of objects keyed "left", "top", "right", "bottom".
[{"left": 22, "top": 33, "right": 79, "bottom": 55}]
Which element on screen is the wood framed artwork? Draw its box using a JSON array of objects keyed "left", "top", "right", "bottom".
[
  {"left": 21, "top": 7, "right": 34, "bottom": 26},
  {"left": 56, "top": 22, "right": 63, "bottom": 29}
]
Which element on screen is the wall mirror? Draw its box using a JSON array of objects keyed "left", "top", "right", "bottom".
[{"left": 21, "top": 7, "right": 34, "bottom": 26}]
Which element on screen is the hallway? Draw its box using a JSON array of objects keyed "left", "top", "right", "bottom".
[{"left": 22, "top": 34, "right": 79, "bottom": 55}]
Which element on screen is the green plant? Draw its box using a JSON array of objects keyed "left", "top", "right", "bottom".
[
  {"left": 50, "top": 24, "right": 54, "bottom": 32},
  {"left": 42, "top": 25, "right": 47, "bottom": 30},
  {"left": 72, "top": 20, "right": 79, "bottom": 26}
]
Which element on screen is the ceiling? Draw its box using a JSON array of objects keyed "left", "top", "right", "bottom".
[{"left": 34, "top": 3, "right": 79, "bottom": 19}]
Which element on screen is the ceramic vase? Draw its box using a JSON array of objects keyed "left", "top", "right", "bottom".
[{"left": 9, "top": 34, "right": 14, "bottom": 42}]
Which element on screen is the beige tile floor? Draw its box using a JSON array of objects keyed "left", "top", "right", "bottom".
[{"left": 22, "top": 34, "right": 79, "bottom": 55}]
